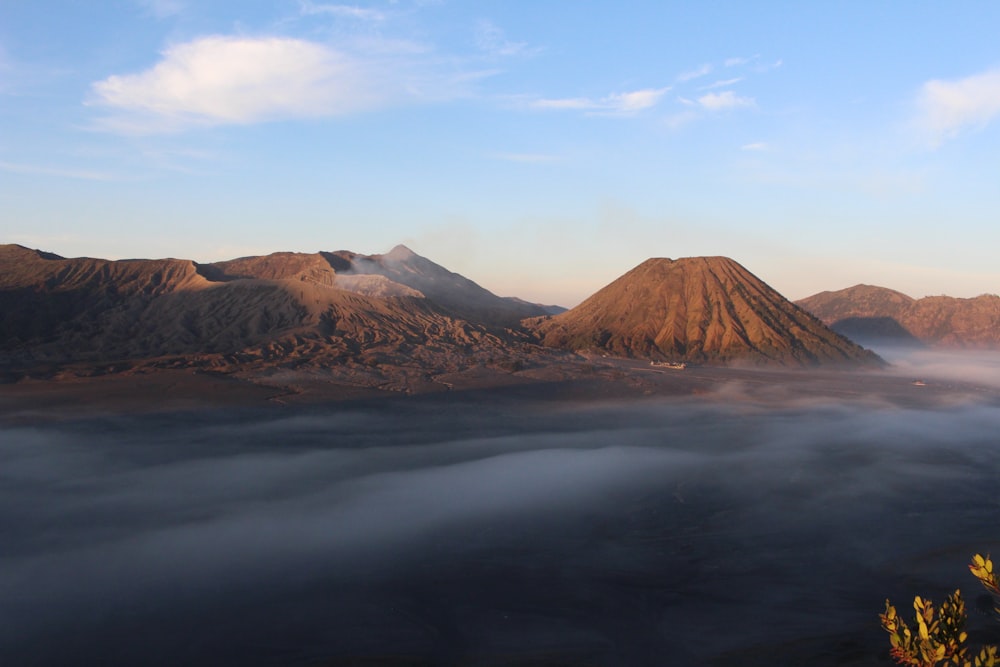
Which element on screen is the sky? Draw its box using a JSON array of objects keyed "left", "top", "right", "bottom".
[{"left": 2, "top": 1, "right": 1000, "bottom": 306}]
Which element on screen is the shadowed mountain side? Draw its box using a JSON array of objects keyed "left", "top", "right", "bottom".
[
  {"left": 828, "top": 317, "right": 924, "bottom": 348},
  {"left": 506, "top": 296, "right": 567, "bottom": 316},
  {"left": 798, "top": 285, "right": 1000, "bottom": 348},
  {"left": 0, "top": 244, "right": 211, "bottom": 345},
  {"left": 528, "top": 256, "right": 883, "bottom": 367}
]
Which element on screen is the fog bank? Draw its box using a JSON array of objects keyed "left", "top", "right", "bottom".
[{"left": 3, "top": 387, "right": 1000, "bottom": 665}]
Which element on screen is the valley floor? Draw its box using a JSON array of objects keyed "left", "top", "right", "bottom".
[{"left": 1, "top": 352, "right": 996, "bottom": 422}]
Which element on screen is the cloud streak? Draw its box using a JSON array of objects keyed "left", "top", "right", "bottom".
[
  {"left": 299, "top": 1, "right": 386, "bottom": 21},
  {"left": 917, "top": 67, "right": 1000, "bottom": 145},
  {"left": 475, "top": 20, "right": 539, "bottom": 58},
  {"left": 697, "top": 90, "right": 755, "bottom": 111},
  {"left": 700, "top": 76, "right": 744, "bottom": 90},
  {"left": 677, "top": 63, "right": 712, "bottom": 82},
  {"left": 532, "top": 86, "right": 670, "bottom": 115}
]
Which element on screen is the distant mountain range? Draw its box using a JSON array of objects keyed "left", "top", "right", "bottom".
[
  {"left": 796, "top": 284, "right": 1000, "bottom": 348},
  {"left": 1, "top": 244, "right": 881, "bottom": 391}
]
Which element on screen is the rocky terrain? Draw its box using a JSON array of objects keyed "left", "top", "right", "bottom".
[
  {"left": 1, "top": 245, "right": 882, "bottom": 397},
  {"left": 797, "top": 284, "right": 1000, "bottom": 348},
  {"left": 528, "top": 256, "right": 882, "bottom": 367}
]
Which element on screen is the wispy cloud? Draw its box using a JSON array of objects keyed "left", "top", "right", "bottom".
[
  {"left": 0, "top": 160, "right": 120, "bottom": 181},
  {"left": 697, "top": 90, "right": 755, "bottom": 111},
  {"left": 532, "top": 86, "right": 670, "bottom": 115},
  {"left": 917, "top": 67, "right": 1000, "bottom": 145},
  {"left": 700, "top": 77, "right": 743, "bottom": 90},
  {"left": 299, "top": 1, "right": 386, "bottom": 21},
  {"left": 725, "top": 56, "right": 750, "bottom": 68},
  {"left": 88, "top": 35, "right": 440, "bottom": 133},
  {"left": 741, "top": 142, "right": 768, "bottom": 151},
  {"left": 475, "top": 20, "right": 539, "bottom": 58},
  {"left": 677, "top": 63, "right": 712, "bottom": 82}
]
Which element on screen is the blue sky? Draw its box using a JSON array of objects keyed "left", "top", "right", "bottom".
[{"left": 2, "top": 1, "right": 1000, "bottom": 306}]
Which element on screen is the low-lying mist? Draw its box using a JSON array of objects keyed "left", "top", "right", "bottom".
[
  {"left": 3, "top": 364, "right": 1000, "bottom": 665},
  {"left": 879, "top": 345, "right": 1000, "bottom": 389}
]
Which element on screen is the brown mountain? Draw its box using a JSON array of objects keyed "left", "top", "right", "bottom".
[
  {"left": 528, "top": 256, "right": 882, "bottom": 367},
  {"left": 0, "top": 244, "right": 547, "bottom": 388},
  {"left": 797, "top": 285, "right": 1000, "bottom": 348}
]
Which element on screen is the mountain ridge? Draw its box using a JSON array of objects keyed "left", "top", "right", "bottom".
[
  {"left": 797, "top": 284, "right": 1000, "bottom": 348},
  {"left": 2, "top": 244, "right": 883, "bottom": 393}
]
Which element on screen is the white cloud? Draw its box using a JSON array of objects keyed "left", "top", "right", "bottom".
[
  {"left": 725, "top": 56, "right": 750, "bottom": 67},
  {"left": 532, "top": 86, "right": 669, "bottom": 115},
  {"left": 697, "top": 90, "right": 755, "bottom": 111},
  {"left": 741, "top": 142, "right": 768, "bottom": 151},
  {"left": 299, "top": 2, "right": 386, "bottom": 21},
  {"left": 89, "top": 36, "right": 400, "bottom": 133},
  {"left": 917, "top": 67, "right": 1000, "bottom": 144},
  {"left": 677, "top": 63, "right": 712, "bottom": 82}
]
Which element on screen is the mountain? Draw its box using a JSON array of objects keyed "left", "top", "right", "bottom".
[
  {"left": 0, "top": 244, "right": 547, "bottom": 388},
  {"left": 797, "top": 285, "right": 1000, "bottom": 348},
  {"left": 325, "top": 244, "right": 552, "bottom": 326},
  {"left": 528, "top": 256, "right": 882, "bottom": 367}
]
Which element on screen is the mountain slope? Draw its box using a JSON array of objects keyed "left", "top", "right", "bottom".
[
  {"left": 0, "top": 244, "right": 531, "bottom": 383},
  {"left": 330, "top": 245, "right": 550, "bottom": 326},
  {"left": 797, "top": 285, "right": 1000, "bottom": 348},
  {"left": 529, "top": 256, "right": 882, "bottom": 367}
]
